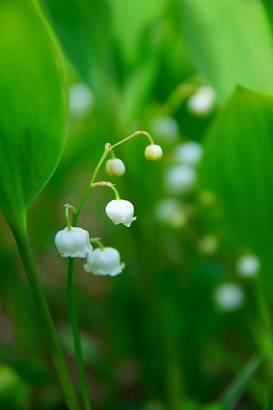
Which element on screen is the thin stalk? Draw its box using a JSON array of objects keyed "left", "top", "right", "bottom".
[
  {"left": 75, "top": 130, "right": 154, "bottom": 216},
  {"left": 12, "top": 221, "right": 80, "bottom": 410},
  {"left": 90, "top": 238, "right": 104, "bottom": 250},
  {"left": 67, "top": 258, "right": 92, "bottom": 410},
  {"left": 92, "top": 181, "right": 120, "bottom": 199},
  {"left": 65, "top": 129, "right": 155, "bottom": 409},
  {"left": 254, "top": 275, "right": 273, "bottom": 382}
]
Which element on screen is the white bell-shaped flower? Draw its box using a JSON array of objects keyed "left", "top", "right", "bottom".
[
  {"left": 165, "top": 165, "right": 196, "bottom": 195},
  {"left": 106, "top": 199, "right": 136, "bottom": 227},
  {"left": 214, "top": 283, "right": 244, "bottom": 312},
  {"left": 84, "top": 247, "right": 125, "bottom": 276},
  {"left": 237, "top": 254, "right": 260, "bottom": 277},
  {"left": 55, "top": 227, "right": 92, "bottom": 258},
  {"left": 174, "top": 141, "right": 203, "bottom": 166},
  {"left": 106, "top": 158, "right": 126, "bottom": 177},
  {"left": 187, "top": 86, "right": 216, "bottom": 115},
  {"left": 69, "top": 83, "right": 94, "bottom": 116},
  {"left": 145, "top": 144, "right": 163, "bottom": 161}
]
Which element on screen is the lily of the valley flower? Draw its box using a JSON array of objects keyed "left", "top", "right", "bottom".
[
  {"left": 69, "top": 83, "right": 94, "bottom": 116},
  {"left": 145, "top": 144, "right": 163, "bottom": 161},
  {"left": 237, "top": 254, "right": 260, "bottom": 277},
  {"left": 165, "top": 165, "right": 196, "bottom": 195},
  {"left": 155, "top": 198, "right": 186, "bottom": 228},
  {"left": 84, "top": 247, "right": 125, "bottom": 276},
  {"left": 106, "top": 199, "right": 136, "bottom": 227},
  {"left": 106, "top": 158, "right": 126, "bottom": 177},
  {"left": 214, "top": 283, "right": 244, "bottom": 312},
  {"left": 55, "top": 227, "right": 92, "bottom": 258},
  {"left": 187, "top": 85, "right": 216, "bottom": 115},
  {"left": 151, "top": 116, "right": 179, "bottom": 144},
  {"left": 174, "top": 141, "right": 203, "bottom": 166}
]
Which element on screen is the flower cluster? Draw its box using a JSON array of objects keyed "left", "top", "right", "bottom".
[{"left": 54, "top": 131, "right": 163, "bottom": 277}]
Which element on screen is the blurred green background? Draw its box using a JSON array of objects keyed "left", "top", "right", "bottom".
[{"left": 2, "top": 0, "right": 273, "bottom": 409}]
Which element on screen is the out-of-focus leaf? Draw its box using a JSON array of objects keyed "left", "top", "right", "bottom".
[
  {"left": 40, "top": 0, "right": 111, "bottom": 83},
  {"left": 0, "top": 0, "right": 67, "bottom": 227},
  {"left": 121, "top": 58, "right": 157, "bottom": 128},
  {"left": 0, "top": 365, "right": 30, "bottom": 410},
  {"left": 199, "top": 87, "right": 273, "bottom": 263},
  {"left": 0, "top": 359, "right": 51, "bottom": 387},
  {"left": 41, "top": 0, "right": 120, "bottom": 132},
  {"left": 181, "top": 0, "right": 273, "bottom": 101},
  {"left": 220, "top": 356, "right": 261, "bottom": 410},
  {"left": 111, "top": 0, "right": 167, "bottom": 63},
  {"left": 265, "top": 398, "right": 273, "bottom": 410}
]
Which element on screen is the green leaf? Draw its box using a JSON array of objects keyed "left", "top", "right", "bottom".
[
  {"left": 40, "top": 0, "right": 118, "bottom": 131},
  {"left": 199, "top": 87, "right": 273, "bottom": 263},
  {"left": 110, "top": 0, "right": 167, "bottom": 63},
  {"left": 181, "top": 0, "right": 273, "bottom": 101},
  {"left": 0, "top": 0, "right": 67, "bottom": 227},
  {"left": 40, "top": 0, "right": 111, "bottom": 83}
]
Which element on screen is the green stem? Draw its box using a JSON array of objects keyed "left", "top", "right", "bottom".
[
  {"left": 160, "top": 78, "right": 198, "bottom": 116},
  {"left": 254, "top": 276, "right": 273, "bottom": 381},
  {"left": 12, "top": 221, "right": 80, "bottom": 410},
  {"left": 92, "top": 181, "right": 120, "bottom": 200},
  {"left": 67, "top": 258, "right": 92, "bottom": 410},
  {"left": 90, "top": 238, "right": 104, "bottom": 250}
]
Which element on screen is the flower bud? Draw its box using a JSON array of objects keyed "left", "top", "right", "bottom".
[
  {"left": 106, "top": 199, "right": 136, "bottom": 227},
  {"left": 214, "top": 283, "right": 244, "bottom": 312},
  {"left": 55, "top": 227, "right": 92, "bottom": 258},
  {"left": 145, "top": 144, "right": 163, "bottom": 161},
  {"left": 237, "top": 254, "right": 260, "bottom": 277},
  {"left": 187, "top": 86, "right": 216, "bottom": 116},
  {"left": 84, "top": 247, "right": 125, "bottom": 276},
  {"left": 105, "top": 158, "right": 126, "bottom": 177}
]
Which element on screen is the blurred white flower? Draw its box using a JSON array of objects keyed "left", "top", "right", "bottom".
[
  {"left": 237, "top": 254, "right": 260, "bottom": 277},
  {"left": 55, "top": 227, "right": 92, "bottom": 258},
  {"left": 174, "top": 141, "right": 202, "bottom": 166},
  {"left": 187, "top": 86, "right": 216, "bottom": 115},
  {"left": 165, "top": 165, "right": 196, "bottom": 195},
  {"left": 69, "top": 83, "right": 94, "bottom": 116},
  {"left": 84, "top": 247, "right": 125, "bottom": 276},
  {"left": 106, "top": 199, "right": 136, "bottom": 227},
  {"left": 155, "top": 199, "right": 186, "bottom": 228},
  {"left": 151, "top": 116, "right": 179, "bottom": 144},
  {"left": 106, "top": 158, "right": 126, "bottom": 177},
  {"left": 214, "top": 283, "right": 244, "bottom": 312},
  {"left": 145, "top": 144, "right": 163, "bottom": 161},
  {"left": 198, "top": 235, "right": 219, "bottom": 255}
]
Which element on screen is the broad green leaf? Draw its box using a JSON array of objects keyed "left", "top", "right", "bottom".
[
  {"left": 199, "top": 87, "right": 273, "bottom": 263},
  {"left": 0, "top": 0, "right": 67, "bottom": 226},
  {"left": 181, "top": 0, "right": 273, "bottom": 101}
]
